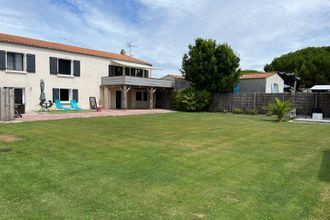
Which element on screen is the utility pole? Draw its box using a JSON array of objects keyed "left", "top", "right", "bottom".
[{"left": 127, "top": 42, "right": 137, "bottom": 56}]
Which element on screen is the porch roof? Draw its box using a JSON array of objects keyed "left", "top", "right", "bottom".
[{"left": 101, "top": 76, "right": 175, "bottom": 88}]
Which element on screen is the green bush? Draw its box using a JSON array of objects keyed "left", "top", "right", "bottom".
[
  {"left": 233, "top": 108, "right": 244, "bottom": 114},
  {"left": 265, "top": 98, "right": 292, "bottom": 121},
  {"left": 172, "top": 87, "right": 211, "bottom": 112},
  {"left": 245, "top": 109, "right": 257, "bottom": 115}
]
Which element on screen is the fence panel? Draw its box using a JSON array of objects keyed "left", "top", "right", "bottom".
[
  {"left": 0, "top": 88, "right": 15, "bottom": 121},
  {"left": 213, "top": 92, "right": 330, "bottom": 117}
]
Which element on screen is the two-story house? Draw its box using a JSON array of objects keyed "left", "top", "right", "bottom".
[{"left": 0, "top": 33, "right": 174, "bottom": 113}]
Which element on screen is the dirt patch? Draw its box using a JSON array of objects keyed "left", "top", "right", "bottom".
[
  {"left": 0, "top": 134, "right": 24, "bottom": 143},
  {"left": 0, "top": 148, "right": 13, "bottom": 152}
]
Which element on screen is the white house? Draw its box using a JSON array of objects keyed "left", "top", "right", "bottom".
[
  {"left": 0, "top": 33, "right": 174, "bottom": 113},
  {"left": 234, "top": 73, "right": 284, "bottom": 93}
]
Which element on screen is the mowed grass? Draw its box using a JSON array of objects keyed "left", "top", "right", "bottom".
[{"left": 0, "top": 113, "right": 329, "bottom": 219}]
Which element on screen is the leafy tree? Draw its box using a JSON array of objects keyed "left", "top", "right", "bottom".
[
  {"left": 172, "top": 87, "right": 211, "bottom": 112},
  {"left": 265, "top": 98, "right": 292, "bottom": 121},
  {"left": 265, "top": 47, "right": 330, "bottom": 87},
  {"left": 182, "top": 38, "right": 240, "bottom": 93}
]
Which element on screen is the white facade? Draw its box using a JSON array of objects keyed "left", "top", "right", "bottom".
[
  {"left": 0, "top": 42, "right": 153, "bottom": 112},
  {"left": 265, "top": 73, "right": 284, "bottom": 93}
]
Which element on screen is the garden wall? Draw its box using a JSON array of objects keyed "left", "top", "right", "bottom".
[
  {"left": 212, "top": 92, "right": 330, "bottom": 117},
  {"left": 0, "top": 88, "right": 15, "bottom": 121}
]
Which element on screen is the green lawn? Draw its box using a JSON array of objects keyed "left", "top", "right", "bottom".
[{"left": 0, "top": 113, "right": 329, "bottom": 219}]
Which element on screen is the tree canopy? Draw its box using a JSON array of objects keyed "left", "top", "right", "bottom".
[
  {"left": 182, "top": 38, "right": 240, "bottom": 93},
  {"left": 264, "top": 47, "right": 330, "bottom": 87}
]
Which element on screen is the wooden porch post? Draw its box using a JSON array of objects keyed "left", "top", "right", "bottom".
[
  {"left": 120, "top": 86, "right": 131, "bottom": 109},
  {"left": 148, "top": 87, "right": 156, "bottom": 109}
]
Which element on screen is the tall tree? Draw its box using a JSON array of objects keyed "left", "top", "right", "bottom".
[
  {"left": 265, "top": 47, "right": 330, "bottom": 87},
  {"left": 182, "top": 38, "right": 240, "bottom": 93}
]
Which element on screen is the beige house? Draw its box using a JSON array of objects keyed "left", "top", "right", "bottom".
[{"left": 0, "top": 33, "right": 174, "bottom": 113}]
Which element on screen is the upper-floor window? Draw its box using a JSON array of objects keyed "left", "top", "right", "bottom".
[
  {"left": 50, "top": 57, "right": 80, "bottom": 77},
  {"left": 58, "top": 59, "right": 71, "bottom": 75},
  {"left": 7, "top": 52, "right": 24, "bottom": 71},
  {"left": 109, "top": 65, "right": 149, "bottom": 78}
]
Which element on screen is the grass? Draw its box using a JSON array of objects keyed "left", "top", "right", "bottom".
[{"left": 0, "top": 113, "right": 329, "bottom": 219}]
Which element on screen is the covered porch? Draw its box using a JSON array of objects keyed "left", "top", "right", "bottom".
[{"left": 101, "top": 76, "right": 174, "bottom": 109}]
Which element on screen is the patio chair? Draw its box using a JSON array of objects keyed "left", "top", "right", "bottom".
[
  {"left": 55, "top": 100, "right": 70, "bottom": 111},
  {"left": 70, "top": 100, "right": 82, "bottom": 111}
]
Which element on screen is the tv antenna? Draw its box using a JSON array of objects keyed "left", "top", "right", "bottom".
[{"left": 127, "top": 42, "right": 137, "bottom": 56}]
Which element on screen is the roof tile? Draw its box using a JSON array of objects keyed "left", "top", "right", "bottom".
[{"left": 0, "top": 33, "right": 151, "bottom": 66}]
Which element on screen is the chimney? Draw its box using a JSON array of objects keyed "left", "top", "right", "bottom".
[{"left": 120, "top": 49, "right": 126, "bottom": 55}]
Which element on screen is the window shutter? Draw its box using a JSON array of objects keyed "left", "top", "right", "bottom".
[
  {"left": 26, "top": 54, "right": 36, "bottom": 73},
  {"left": 109, "top": 65, "right": 116, "bottom": 76},
  {"left": 72, "top": 89, "right": 79, "bottom": 102},
  {"left": 0, "top": 50, "right": 6, "bottom": 70},
  {"left": 52, "top": 88, "right": 60, "bottom": 101},
  {"left": 73, "top": 60, "right": 80, "bottom": 76},
  {"left": 50, "top": 57, "right": 58, "bottom": 75}
]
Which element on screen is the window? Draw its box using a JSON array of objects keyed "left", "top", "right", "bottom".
[
  {"left": 60, "top": 89, "right": 70, "bottom": 101},
  {"left": 143, "top": 70, "right": 149, "bottom": 78},
  {"left": 58, "top": 59, "right": 71, "bottom": 75},
  {"left": 130, "top": 68, "right": 136, "bottom": 76},
  {"left": 7, "top": 52, "right": 24, "bottom": 71},
  {"left": 136, "top": 91, "right": 142, "bottom": 101},
  {"left": 136, "top": 91, "right": 148, "bottom": 101},
  {"left": 125, "top": 67, "right": 130, "bottom": 76},
  {"left": 136, "top": 69, "right": 143, "bottom": 77},
  {"left": 114, "top": 66, "right": 123, "bottom": 76}
]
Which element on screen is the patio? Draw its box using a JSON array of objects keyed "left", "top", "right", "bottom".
[{"left": 2, "top": 109, "right": 174, "bottom": 123}]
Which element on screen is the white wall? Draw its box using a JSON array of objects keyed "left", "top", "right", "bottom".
[
  {"left": 265, "top": 74, "right": 284, "bottom": 93},
  {"left": 0, "top": 42, "right": 152, "bottom": 112}
]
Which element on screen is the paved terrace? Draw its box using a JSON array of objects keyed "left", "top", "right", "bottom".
[{"left": 2, "top": 109, "right": 174, "bottom": 123}]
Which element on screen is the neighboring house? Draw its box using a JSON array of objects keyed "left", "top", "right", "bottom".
[
  {"left": 234, "top": 73, "right": 284, "bottom": 93},
  {"left": 161, "top": 74, "right": 190, "bottom": 91},
  {"left": 0, "top": 33, "right": 174, "bottom": 113}
]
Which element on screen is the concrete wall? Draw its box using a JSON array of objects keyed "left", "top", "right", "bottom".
[{"left": 0, "top": 42, "right": 152, "bottom": 112}]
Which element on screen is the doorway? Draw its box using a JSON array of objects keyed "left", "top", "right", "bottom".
[{"left": 116, "top": 91, "right": 121, "bottom": 109}]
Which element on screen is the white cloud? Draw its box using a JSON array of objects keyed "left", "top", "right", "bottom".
[{"left": 0, "top": 0, "right": 329, "bottom": 77}]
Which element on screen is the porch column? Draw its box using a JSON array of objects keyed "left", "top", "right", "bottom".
[
  {"left": 103, "top": 86, "right": 110, "bottom": 109},
  {"left": 120, "top": 86, "right": 131, "bottom": 109},
  {"left": 148, "top": 87, "right": 156, "bottom": 109}
]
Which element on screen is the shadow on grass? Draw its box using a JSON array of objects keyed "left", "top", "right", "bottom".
[{"left": 319, "top": 150, "right": 330, "bottom": 182}]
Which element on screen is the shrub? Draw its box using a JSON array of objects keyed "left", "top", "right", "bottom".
[
  {"left": 233, "top": 108, "right": 244, "bottom": 114},
  {"left": 245, "top": 109, "right": 257, "bottom": 115},
  {"left": 265, "top": 98, "right": 292, "bottom": 121},
  {"left": 172, "top": 87, "right": 211, "bottom": 112}
]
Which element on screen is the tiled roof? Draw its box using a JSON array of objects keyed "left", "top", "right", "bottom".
[
  {"left": 167, "top": 74, "right": 185, "bottom": 79},
  {"left": 0, "top": 33, "right": 151, "bottom": 66},
  {"left": 240, "top": 72, "right": 275, "bottom": 80}
]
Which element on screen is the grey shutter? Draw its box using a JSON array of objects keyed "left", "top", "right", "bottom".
[
  {"left": 144, "top": 70, "right": 149, "bottom": 78},
  {"left": 26, "top": 54, "right": 36, "bottom": 73},
  {"left": 73, "top": 60, "right": 80, "bottom": 76},
  {"left": 53, "top": 88, "right": 60, "bottom": 101},
  {"left": 0, "top": 50, "right": 6, "bottom": 70},
  {"left": 50, "top": 57, "right": 58, "bottom": 75},
  {"left": 72, "top": 89, "right": 79, "bottom": 102}
]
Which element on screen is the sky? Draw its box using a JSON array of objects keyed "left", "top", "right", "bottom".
[{"left": 0, "top": 0, "right": 329, "bottom": 78}]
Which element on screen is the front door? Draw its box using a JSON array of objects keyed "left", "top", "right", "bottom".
[{"left": 116, "top": 91, "right": 121, "bottom": 109}]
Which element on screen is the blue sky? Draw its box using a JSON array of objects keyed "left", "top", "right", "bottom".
[{"left": 0, "top": 0, "right": 329, "bottom": 78}]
